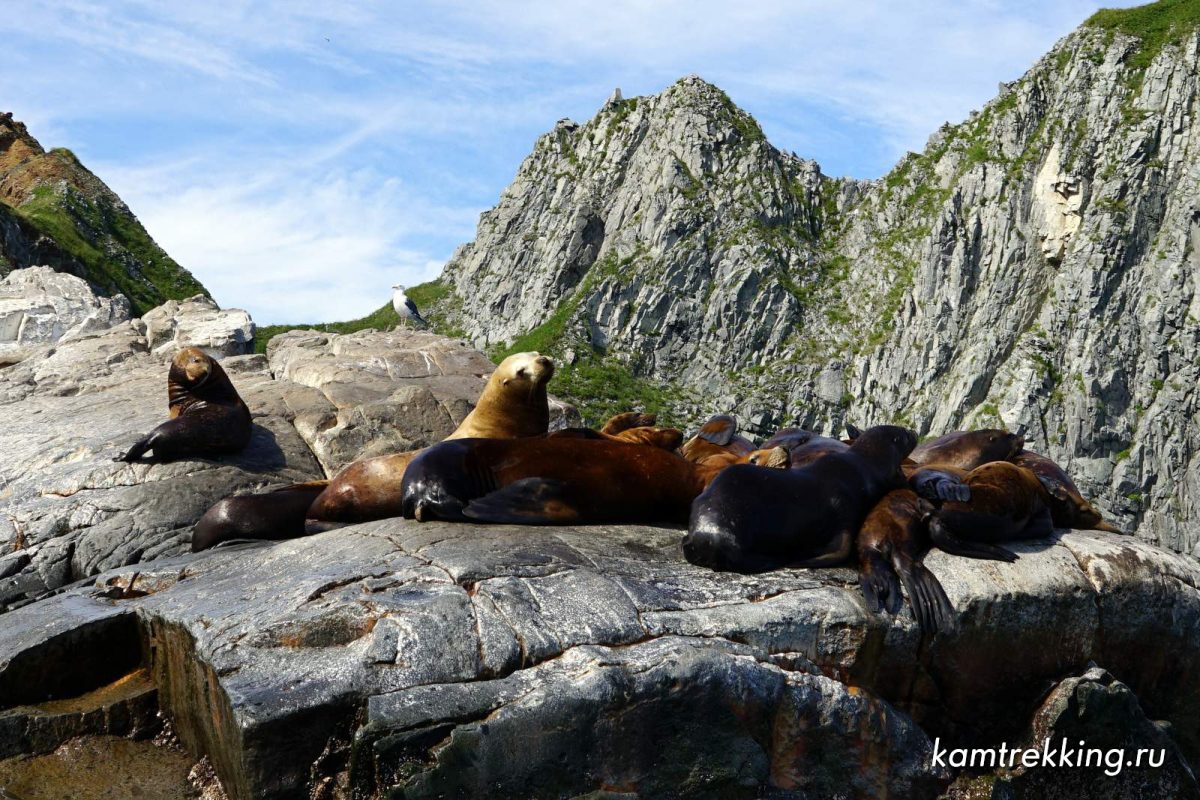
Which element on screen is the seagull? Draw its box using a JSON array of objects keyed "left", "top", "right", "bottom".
[{"left": 392, "top": 284, "right": 427, "bottom": 328}]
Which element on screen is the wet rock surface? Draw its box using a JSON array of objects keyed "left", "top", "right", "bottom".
[{"left": 0, "top": 522, "right": 1196, "bottom": 799}]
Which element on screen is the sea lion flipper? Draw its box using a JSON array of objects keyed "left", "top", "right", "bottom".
[
  {"left": 695, "top": 415, "right": 737, "bottom": 446},
  {"left": 845, "top": 423, "right": 862, "bottom": 441},
  {"left": 928, "top": 517, "right": 1019, "bottom": 562},
  {"left": 894, "top": 554, "right": 956, "bottom": 634},
  {"left": 911, "top": 469, "right": 971, "bottom": 503},
  {"left": 858, "top": 548, "right": 903, "bottom": 615},
  {"left": 462, "top": 478, "right": 579, "bottom": 525}
]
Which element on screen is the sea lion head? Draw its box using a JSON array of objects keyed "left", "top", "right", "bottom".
[
  {"left": 746, "top": 446, "right": 791, "bottom": 469},
  {"left": 851, "top": 425, "right": 919, "bottom": 484},
  {"left": 976, "top": 428, "right": 1026, "bottom": 461},
  {"left": 170, "top": 347, "right": 214, "bottom": 388},
  {"left": 496, "top": 351, "right": 555, "bottom": 392}
]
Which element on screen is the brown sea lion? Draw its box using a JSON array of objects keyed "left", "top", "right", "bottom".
[
  {"left": 683, "top": 425, "right": 917, "bottom": 573},
  {"left": 762, "top": 428, "right": 848, "bottom": 468},
  {"left": 857, "top": 489, "right": 954, "bottom": 633},
  {"left": 909, "top": 428, "right": 1025, "bottom": 471},
  {"left": 680, "top": 415, "right": 756, "bottom": 466},
  {"left": 117, "top": 347, "right": 251, "bottom": 463},
  {"left": 1011, "top": 449, "right": 1122, "bottom": 532},
  {"left": 399, "top": 439, "right": 788, "bottom": 526},
  {"left": 192, "top": 351, "right": 555, "bottom": 551},
  {"left": 600, "top": 411, "right": 658, "bottom": 436},
  {"left": 927, "top": 461, "right": 1056, "bottom": 563}
]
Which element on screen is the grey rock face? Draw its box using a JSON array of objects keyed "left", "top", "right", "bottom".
[
  {"left": 435, "top": 34, "right": 1200, "bottom": 556},
  {"left": 0, "top": 266, "right": 130, "bottom": 361},
  {"left": 0, "top": 524, "right": 1196, "bottom": 799},
  {"left": 141, "top": 294, "right": 255, "bottom": 358}
]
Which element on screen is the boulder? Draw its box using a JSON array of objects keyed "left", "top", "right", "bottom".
[
  {"left": 141, "top": 294, "right": 255, "bottom": 358},
  {"left": 0, "top": 266, "right": 130, "bottom": 361}
]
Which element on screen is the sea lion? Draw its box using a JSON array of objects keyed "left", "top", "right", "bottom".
[
  {"left": 761, "top": 428, "right": 848, "bottom": 468},
  {"left": 680, "top": 415, "right": 756, "bottom": 467},
  {"left": 683, "top": 425, "right": 917, "bottom": 573},
  {"left": 301, "top": 351, "right": 555, "bottom": 523},
  {"left": 1011, "top": 449, "right": 1122, "bottom": 532},
  {"left": 600, "top": 411, "right": 658, "bottom": 436},
  {"left": 909, "top": 428, "right": 1025, "bottom": 471},
  {"left": 400, "top": 439, "right": 788, "bottom": 526},
  {"left": 117, "top": 347, "right": 251, "bottom": 463},
  {"left": 192, "top": 351, "right": 555, "bottom": 551},
  {"left": 192, "top": 482, "right": 328, "bottom": 551},
  {"left": 927, "top": 461, "right": 1056, "bottom": 563},
  {"left": 857, "top": 489, "right": 955, "bottom": 633}
]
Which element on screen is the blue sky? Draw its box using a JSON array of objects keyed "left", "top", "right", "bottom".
[{"left": 1, "top": 1, "right": 1138, "bottom": 324}]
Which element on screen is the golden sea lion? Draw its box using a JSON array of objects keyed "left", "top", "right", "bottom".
[
  {"left": 857, "top": 489, "right": 954, "bottom": 633},
  {"left": 1011, "top": 449, "right": 1122, "bottom": 533}
]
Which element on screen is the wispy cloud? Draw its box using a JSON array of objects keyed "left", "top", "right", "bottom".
[{"left": 0, "top": 0, "right": 1140, "bottom": 323}]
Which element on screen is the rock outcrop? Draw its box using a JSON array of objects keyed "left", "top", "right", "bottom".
[
  {"left": 0, "top": 266, "right": 131, "bottom": 362},
  {"left": 432, "top": 9, "right": 1200, "bottom": 557},
  {"left": 1, "top": 523, "right": 1197, "bottom": 799},
  {"left": 0, "top": 111, "right": 207, "bottom": 314}
]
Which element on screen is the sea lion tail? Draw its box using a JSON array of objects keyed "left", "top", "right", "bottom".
[
  {"left": 894, "top": 553, "right": 956, "bottom": 634},
  {"left": 858, "top": 547, "right": 903, "bottom": 616}
]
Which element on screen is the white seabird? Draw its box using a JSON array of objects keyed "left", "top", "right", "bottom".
[{"left": 392, "top": 284, "right": 427, "bottom": 327}]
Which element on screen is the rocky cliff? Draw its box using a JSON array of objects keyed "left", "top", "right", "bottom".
[
  {"left": 0, "top": 113, "right": 207, "bottom": 315},
  {"left": 433, "top": 3, "right": 1200, "bottom": 558}
]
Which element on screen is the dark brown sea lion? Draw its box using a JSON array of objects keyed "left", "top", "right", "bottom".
[
  {"left": 909, "top": 428, "right": 1025, "bottom": 471},
  {"left": 1011, "top": 449, "right": 1122, "bottom": 532},
  {"left": 192, "top": 482, "right": 328, "bottom": 551},
  {"left": 192, "top": 351, "right": 555, "bottom": 551},
  {"left": 761, "top": 428, "right": 848, "bottom": 468},
  {"left": 683, "top": 425, "right": 917, "bottom": 573},
  {"left": 927, "top": 461, "right": 1056, "bottom": 563},
  {"left": 857, "top": 489, "right": 954, "bottom": 633},
  {"left": 399, "top": 439, "right": 786, "bottom": 526},
  {"left": 117, "top": 347, "right": 251, "bottom": 463},
  {"left": 680, "top": 415, "right": 756, "bottom": 466}
]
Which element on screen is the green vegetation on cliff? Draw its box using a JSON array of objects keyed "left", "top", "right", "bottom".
[
  {"left": 253, "top": 279, "right": 457, "bottom": 353},
  {"left": 1087, "top": 0, "right": 1200, "bottom": 70},
  {"left": 13, "top": 183, "right": 205, "bottom": 315}
]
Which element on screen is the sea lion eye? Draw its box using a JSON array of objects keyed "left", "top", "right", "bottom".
[{"left": 517, "top": 368, "right": 527, "bottom": 378}]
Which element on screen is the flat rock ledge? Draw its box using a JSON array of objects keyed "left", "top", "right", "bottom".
[{"left": 1, "top": 522, "right": 1197, "bottom": 799}]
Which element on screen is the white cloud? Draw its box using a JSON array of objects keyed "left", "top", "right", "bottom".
[{"left": 99, "top": 154, "right": 481, "bottom": 324}]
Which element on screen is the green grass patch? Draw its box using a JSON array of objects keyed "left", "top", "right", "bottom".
[
  {"left": 1087, "top": 0, "right": 1200, "bottom": 72},
  {"left": 252, "top": 278, "right": 461, "bottom": 353}
]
